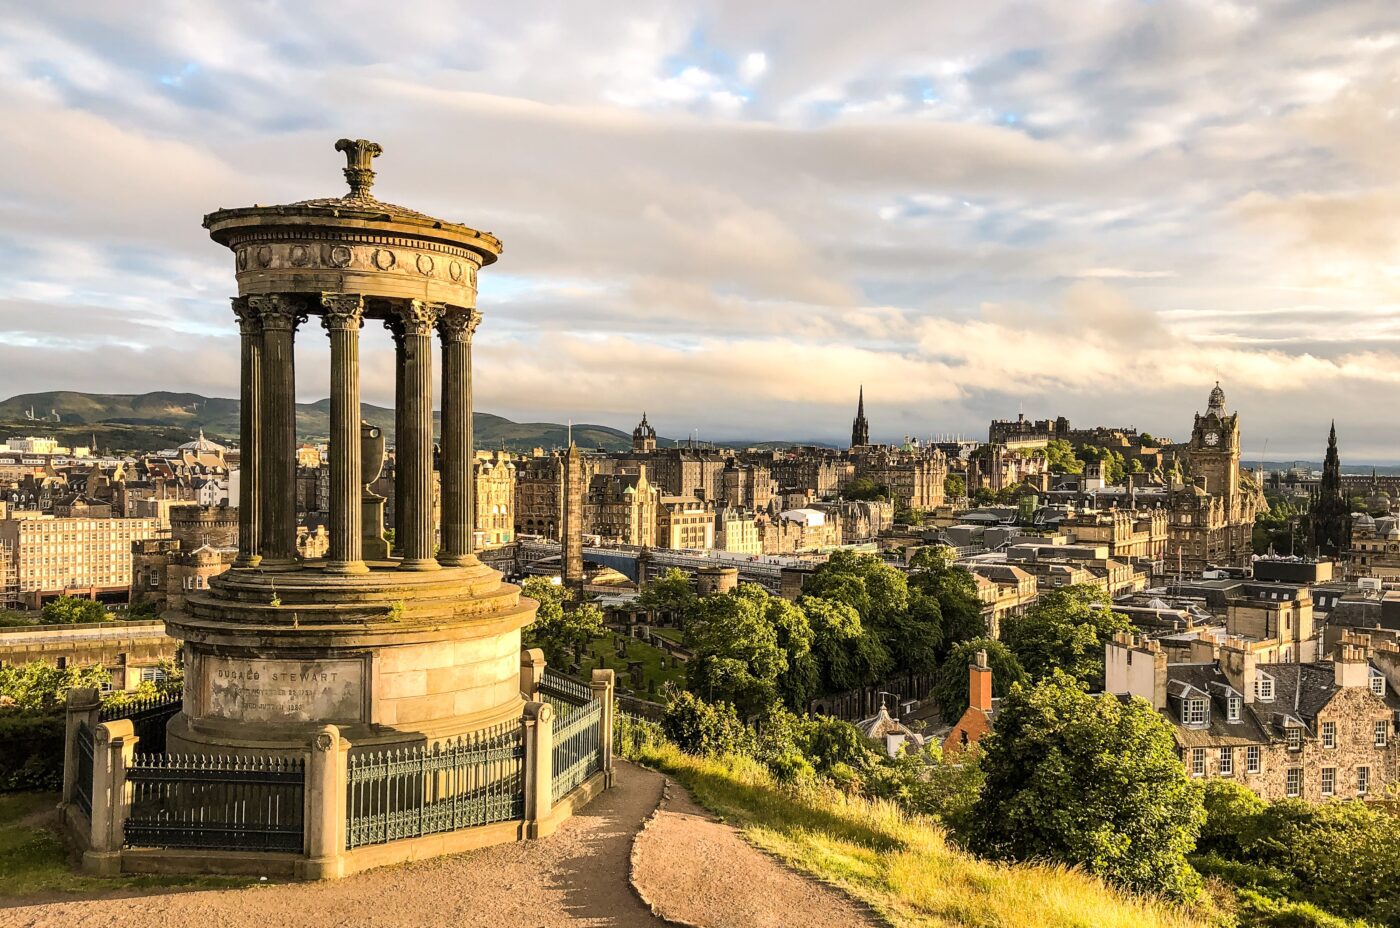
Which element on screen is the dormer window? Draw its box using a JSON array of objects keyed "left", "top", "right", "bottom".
[
  {"left": 1184, "top": 698, "right": 1208, "bottom": 726},
  {"left": 1371, "top": 669, "right": 1386, "bottom": 697},
  {"left": 1227, "top": 697, "right": 1241, "bottom": 722},
  {"left": 1256, "top": 672, "right": 1275, "bottom": 702},
  {"left": 1286, "top": 727, "right": 1302, "bottom": 751}
]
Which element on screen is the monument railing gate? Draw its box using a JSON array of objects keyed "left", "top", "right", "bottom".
[
  {"left": 74, "top": 721, "right": 94, "bottom": 819},
  {"left": 99, "top": 691, "right": 182, "bottom": 755},
  {"left": 345, "top": 719, "right": 525, "bottom": 849},
  {"left": 551, "top": 698, "right": 602, "bottom": 803},
  {"left": 124, "top": 753, "right": 306, "bottom": 852}
]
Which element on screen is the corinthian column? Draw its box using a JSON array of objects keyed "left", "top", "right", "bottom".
[
  {"left": 387, "top": 300, "right": 441, "bottom": 570},
  {"left": 436, "top": 307, "right": 481, "bottom": 567},
  {"left": 321, "top": 293, "right": 368, "bottom": 575},
  {"left": 232, "top": 298, "right": 263, "bottom": 568},
  {"left": 249, "top": 293, "right": 304, "bottom": 571}
]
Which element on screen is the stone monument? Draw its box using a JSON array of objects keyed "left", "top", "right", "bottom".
[{"left": 164, "top": 138, "right": 537, "bottom": 754}]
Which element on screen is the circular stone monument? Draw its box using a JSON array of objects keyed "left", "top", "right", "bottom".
[{"left": 163, "top": 139, "right": 536, "bottom": 754}]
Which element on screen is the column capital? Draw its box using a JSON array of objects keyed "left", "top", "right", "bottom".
[
  {"left": 320, "top": 293, "right": 365, "bottom": 332},
  {"left": 436, "top": 307, "right": 482, "bottom": 344},
  {"left": 231, "top": 296, "right": 262, "bottom": 336},
  {"left": 248, "top": 294, "right": 308, "bottom": 332},
  {"left": 388, "top": 299, "right": 443, "bottom": 337}
]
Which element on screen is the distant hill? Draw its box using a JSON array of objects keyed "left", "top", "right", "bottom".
[{"left": 0, "top": 391, "right": 636, "bottom": 454}]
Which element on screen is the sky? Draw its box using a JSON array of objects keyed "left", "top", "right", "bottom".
[{"left": 0, "top": 1, "right": 1397, "bottom": 460}]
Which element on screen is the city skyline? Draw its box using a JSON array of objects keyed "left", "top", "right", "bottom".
[{"left": 1, "top": 2, "right": 1397, "bottom": 457}]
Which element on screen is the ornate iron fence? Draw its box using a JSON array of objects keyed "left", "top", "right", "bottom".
[
  {"left": 346, "top": 720, "right": 525, "bottom": 850},
  {"left": 540, "top": 668, "right": 591, "bottom": 706},
  {"left": 100, "top": 692, "right": 182, "bottom": 754},
  {"left": 124, "top": 754, "right": 305, "bottom": 852},
  {"left": 552, "top": 699, "right": 602, "bottom": 803},
  {"left": 74, "top": 721, "right": 94, "bottom": 818}
]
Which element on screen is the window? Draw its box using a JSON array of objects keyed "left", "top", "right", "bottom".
[
  {"left": 1375, "top": 720, "right": 1388, "bottom": 748},
  {"left": 1184, "top": 698, "right": 1207, "bottom": 725},
  {"left": 1371, "top": 669, "right": 1387, "bottom": 697},
  {"left": 1256, "top": 672, "right": 1275, "bottom": 702},
  {"left": 139, "top": 666, "right": 166, "bottom": 684},
  {"left": 1321, "top": 767, "right": 1335, "bottom": 796},
  {"left": 1358, "top": 767, "right": 1370, "bottom": 795},
  {"left": 1322, "top": 721, "right": 1336, "bottom": 748},
  {"left": 1286, "top": 767, "right": 1302, "bottom": 797},
  {"left": 149, "top": 571, "right": 159, "bottom": 588},
  {"left": 1191, "top": 748, "right": 1205, "bottom": 777},
  {"left": 1227, "top": 697, "right": 1241, "bottom": 722},
  {"left": 1286, "top": 728, "right": 1302, "bottom": 751},
  {"left": 1219, "top": 746, "right": 1234, "bottom": 776}
]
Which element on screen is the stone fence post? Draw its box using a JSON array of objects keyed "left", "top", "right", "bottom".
[
  {"left": 590, "top": 669, "right": 615, "bottom": 787},
  {"left": 301, "top": 724, "right": 348, "bottom": 880},
  {"left": 522, "top": 700, "right": 553, "bottom": 838},
  {"left": 62, "top": 686, "right": 101, "bottom": 811},
  {"left": 83, "top": 719, "right": 137, "bottom": 876},
  {"left": 520, "top": 648, "right": 546, "bottom": 702}
]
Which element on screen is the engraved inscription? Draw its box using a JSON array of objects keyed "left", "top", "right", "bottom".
[{"left": 204, "top": 657, "right": 363, "bottom": 723}]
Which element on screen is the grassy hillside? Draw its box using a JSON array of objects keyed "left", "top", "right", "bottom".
[
  {"left": 0, "top": 391, "right": 636, "bottom": 452},
  {"left": 633, "top": 742, "right": 1207, "bottom": 928}
]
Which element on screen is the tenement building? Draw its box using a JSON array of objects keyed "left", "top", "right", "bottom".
[
  {"left": 0, "top": 511, "right": 161, "bottom": 607},
  {"left": 1107, "top": 633, "right": 1400, "bottom": 801},
  {"left": 130, "top": 503, "right": 239, "bottom": 612}
]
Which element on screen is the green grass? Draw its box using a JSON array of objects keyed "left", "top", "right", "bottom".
[
  {"left": 0, "top": 792, "right": 249, "bottom": 899},
  {"left": 649, "top": 626, "right": 685, "bottom": 644},
  {"left": 584, "top": 634, "right": 685, "bottom": 698},
  {"left": 633, "top": 743, "right": 1210, "bottom": 928}
]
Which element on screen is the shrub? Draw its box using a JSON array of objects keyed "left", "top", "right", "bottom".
[
  {"left": 1198, "top": 778, "right": 1265, "bottom": 857},
  {"left": 0, "top": 712, "right": 65, "bottom": 791},
  {"left": 662, "top": 691, "right": 752, "bottom": 757}
]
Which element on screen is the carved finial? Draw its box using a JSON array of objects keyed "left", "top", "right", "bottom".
[{"left": 335, "top": 138, "right": 383, "bottom": 200}]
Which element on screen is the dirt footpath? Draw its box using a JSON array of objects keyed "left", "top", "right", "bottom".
[
  {"left": 631, "top": 780, "right": 878, "bottom": 928},
  {"left": 2, "top": 761, "right": 878, "bottom": 928}
]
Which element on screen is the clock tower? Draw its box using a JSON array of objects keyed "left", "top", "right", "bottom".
[{"left": 1187, "top": 381, "right": 1240, "bottom": 502}]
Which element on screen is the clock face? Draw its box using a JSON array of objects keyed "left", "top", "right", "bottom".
[{"left": 1204, "top": 431, "right": 1220, "bottom": 446}]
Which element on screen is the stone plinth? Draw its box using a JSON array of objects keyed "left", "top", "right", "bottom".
[{"left": 165, "top": 560, "right": 533, "bottom": 754}]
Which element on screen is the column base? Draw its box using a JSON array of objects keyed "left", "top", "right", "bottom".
[
  {"left": 258, "top": 557, "right": 301, "bottom": 573},
  {"left": 82, "top": 850, "right": 123, "bottom": 877},
  {"left": 437, "top": 552, "right": 481, "bottom": 568},
  {"left": 398, "top": 558, "right": 442, "bottom": 572},
  {"left": 324, "top": 560, "right": 371, "bottom": 576},
  {"left": 233, "top": 555, "right": 263, "bottom": 569}
]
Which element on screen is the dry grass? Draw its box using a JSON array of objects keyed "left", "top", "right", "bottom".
[{"left": 635, "top": 743, "right": 1209, "bottom": 928}]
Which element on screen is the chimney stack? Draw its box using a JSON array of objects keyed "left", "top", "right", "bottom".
[
  {"left": 969, "top": 649, "right": 992, "bottom": 712},
  {"left": 1335, "top": 644, "right": 1370, "bottom": 688}
]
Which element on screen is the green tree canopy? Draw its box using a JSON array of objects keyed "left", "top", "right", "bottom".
[
  {"left": 842, "top": 476, "right": 889, "bottom": 501},
  {"left": 943, "top": 473, "right": 966, "bottom": 499},
  {"left": 968, "top": 673, "right": 1205, "bottom": 901},
  {"left": 800, "top": 595, "right": 891, "bottom": 694},
  {"left": 637, "top": 567, "right": 697, "bottom": 625},
  {"left": 520, "top": 577, "right": 604, "bottom": 669},
  {"left": 931, "top": 637, "right": 1026, "bottom": 723},
  {"left": 1002, "top": 584, "right": 1130, "bottom": 689},
  {"left": 41, "top": 596, "right": 109, "bottom": 625},
  {"left": 1044, "top": 439, "right": 1083, "bottom": 475},
  {"left": 907, "top": 546, "right": 987, "bottom": 654},
  {"left": 0, "top": 662, "right": 111, "bottom": 711},
  {"left": 685, "top": 583, "right": 789, "bottom": 716}
]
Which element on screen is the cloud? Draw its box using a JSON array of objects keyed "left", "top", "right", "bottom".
[{"left": 0, "top": 1, "right": 1398, "bottom": 458}]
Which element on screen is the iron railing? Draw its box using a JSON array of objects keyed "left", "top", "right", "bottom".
[
  {"left": 540, "top": 668, "right": 591, "bottom": 706},
  {"left": 346, "top": 720, "right": 525, "bottom": 850},
  {"left": 124, "top": 753, "right": 305, "bottom": 853},
  {"left": 100, "top": 692, "right": 182, "bottom": 754},
  {"left": 74, "top": 721, "right": 94, "bottom": 818},
  {"left": 552, "top": 699, "right": 602, "bottom": 803}
]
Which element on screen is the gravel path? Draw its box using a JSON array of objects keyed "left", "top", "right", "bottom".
[
  {"left": 631, "top": 780, "right": 879, "bottom": 928},
  {"left": 2, "top": 762, "right": 877, "bottom": 928},
  {"left": 2, "top": 763, "right": 667, "bottom": 928}
]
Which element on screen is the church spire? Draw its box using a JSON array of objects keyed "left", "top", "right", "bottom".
[{"left": 851, "top": 386, "right": 870, "bottom": 448}]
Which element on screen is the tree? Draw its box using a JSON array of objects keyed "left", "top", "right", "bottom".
[
  {"left": 843, "top": 476, "right": 889, "bottom": 502},
  {"left": 685, "top": 584, "right": 788, "bottom": 716},
  {"left": 0, "top": 661, "right": 110, "bottom": 711},
  {"left": 41, "top": 596, "right": 109, "bottom": 625},
  {"left": 944, "top": 473, "right": 966, "bottom": 500},
  {"left": 908, "top": 546, "right": 986, "bottom": 654},
  {"left": 801, "top": 595, "right": 891, "bottom": 693},
  {"left": 738, "top": 585, "right": 819, "bottom": 710},
  {"left": 1002, "top": 584, "right": 1130, "bottom": 689},
  {"left": 1044, "top": 439, "right": 1083, "bottom": 475},
  {"left": 662, "top": 691, "right": 752, "bottom": 756},
  {"left": 969, "top": 673, "right": 1204, "bottom": 901},
  {"left": 931, "top": 638, "right": 1025, "bottom": 722},
  {"left": 972, "top": 486, "right": 997, "bottom": 505},
  {"left": 637, "top": 567, "right": 697, "bottom": 627},
  {"left": 520, "top": 577, "right": 603, "bottom": 668}
]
